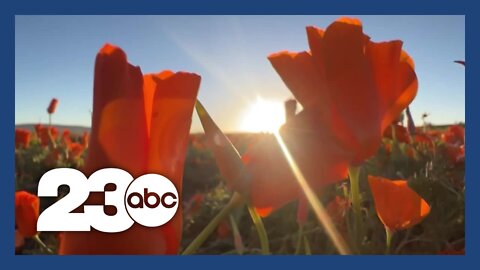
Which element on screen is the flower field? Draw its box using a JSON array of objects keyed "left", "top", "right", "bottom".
[{"left": 14, "top": 17, "right": 465, "bottom": 255}]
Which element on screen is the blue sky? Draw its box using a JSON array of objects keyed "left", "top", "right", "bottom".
[{"left": 15, "top": 15, "right": 465, "bottom": 132}]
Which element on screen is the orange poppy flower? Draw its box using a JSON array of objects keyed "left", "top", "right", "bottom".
[
  {"left": 37, "top": 126, "right": 58, "bottom": 147},
  {"left": 368, "top": 176, "right": 430, "bottom": 231},
  {"left": 68, "top": 142, "right": 85, "bottom": 160},
  {"left": 15, "top": 191, "right": 40, "bottom": 238},
  {"left": 34, "top": 124, "right": 43, "bottom": 135},
  {"left": 442, "top": 125, "right": 465, "bottom": 146},
  {"left": 244, "top": 17, "right": 418, "bottom": 211},
  {"left": 414, "top": 133, "right": 434, "bottom": 150},
  {"left": 59, "top": 44, "right": 200, "bottom": 255},
  {"left": 47, "top": 98, "right": 58, "bottom": 114},
  {"left": 426, "top": 129, "right": 442, "bottom": 140},
  {"left": 383, "top": 124, "right": 411, "bottom": 144},
  {"left": 15, "top": 129, "right": 31, "bottom": 149}
]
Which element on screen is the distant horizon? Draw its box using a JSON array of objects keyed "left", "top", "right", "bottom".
[{"left": 15, "top": 121, "right": 465, "bottom": 134}]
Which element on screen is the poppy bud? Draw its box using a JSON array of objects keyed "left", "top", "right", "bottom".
[{"left": 47, "top": 98, "right": 59, "bottom": 114}]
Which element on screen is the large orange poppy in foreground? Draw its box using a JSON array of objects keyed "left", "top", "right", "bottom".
[
  {"left": 245, "top": 18, "right": 418, "bottom": 212},
  {"left": 59, "top": 44, "right": 200, "bottom": 254}
]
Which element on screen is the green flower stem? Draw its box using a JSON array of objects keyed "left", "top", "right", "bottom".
[
  {"left": 303, "top": 235, "right": 312, "bottom": 255},
  {"left": 247, "top": 206, "right": 270, "bottom": 255},
  {"left": 229, "top": 214, "right": 244, "bottom": 255},
  {"left": 182, "top": 192, "right": 245, "bottom": 255},
  {"left": 294, "top": 225, "right": 304, "bottom": 255},
  {"left": 33, "top": 234, "right": 54, "bottom": 254},
  {"left": 47, "top": 114, "right": 57, "bottom": 149},
  {"left": 385, "top": 227, "right": 394, "bottom": 255},
  {"left": 349, "top": 166, "right": 363, "bottom": 252}
]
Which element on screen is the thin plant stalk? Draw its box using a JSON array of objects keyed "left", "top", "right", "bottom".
[
  {"left": 385, "top": 227, "right": 394, "bottom": 255},
  {"left": 303, "top": 235, "right": 312, "bottom": 255},
  {"left": 294, "top": 225, "right": 304, "bottom": 255},
  {"left": 33, "top": 234, "right": 54, "bottom": 254},
  {"left": 247, "top": 206, "right": 270, "bottom": 255},
  {"left": 182, "top": 192, "right": 244, "bottom": 255},
  {"left": 349, "top": 166, "right": 363, "bottom": 252}
]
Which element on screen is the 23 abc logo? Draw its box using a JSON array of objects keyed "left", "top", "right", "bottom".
[{"left": 36, "top": 168, "right": 179, "bottom": 233}]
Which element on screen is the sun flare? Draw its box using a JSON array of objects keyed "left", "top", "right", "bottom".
[{"left": 241, "top": 97, "right": 285, "bottom": 133}]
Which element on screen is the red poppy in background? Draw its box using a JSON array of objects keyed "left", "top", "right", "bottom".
[
  {"left": 15, "top": 191, "right": 40, "bottom": 238},
  {"left": 15, "top": 129, "right": 31, "bottom": 149},
  {"left": 59, "top": 44, "right": 200, "bottom": 255},
  {"left": 47, "top": 98, "right": 58, "bottom": 114},
  {"left": 383, "top": 124, "right": 411, "bottom": 144},
  {"left": 34, "top": 124, "right": 43, "bottom": 136},
  {"left": 244, "top": 17, "right": 418, "bottom": 211},
  {"left": 67, "top": 142, "right": 85, "bottom": 160},
  {"left": 414, "top": 133, "right": 434, "bottom": 150},
  {"left": 368, "top": 176, "right": 430, "bottom": 231},
  {"left": 443, "top": 143, "right": 465, "bottom": 166},
  {"left": 425, "top": 129, "right": 442, "bottom": 140},
  {"left": 442, "top": 125, "right": 465, "bottom": 146},
  {"left": 37, "top": 126, "right": 58, "bottom": 147}
]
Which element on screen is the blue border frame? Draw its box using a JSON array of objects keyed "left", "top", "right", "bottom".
[{"left": 2, "top": 0, "right": 476, "bottom": 269}]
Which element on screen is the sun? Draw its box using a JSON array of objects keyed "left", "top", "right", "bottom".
[{"left": 240, "top": 97, "right": 285, "bottom": 133}]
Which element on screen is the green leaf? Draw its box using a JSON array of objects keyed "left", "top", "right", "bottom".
[{"left": 195, "top": 100, "right": 246, "bottom": 193}]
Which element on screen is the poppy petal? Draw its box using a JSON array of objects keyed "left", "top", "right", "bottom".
[
  {"left": 322, "top": 20, "right": 380, "bottom": 162},
  {"left": 268, "top": 51, "right": 322, "bottom": 109},
  {"left": 196, "top": 100, "right": 246, "bottom": 192},
  {"left": 147, "top": 71, "right": 200, "bottom": 184},
  {"left": 15, "top": 191, "right": 39, "bottom": 237},
  {"left": 368, "top": 176, "right": 430, "bottom": 231},
  {"left": 246, "top": 110, "right": 349, "bottom": 211},
  {"left": 366, "top": 41, "right": 418, "bottom": 133},
  {"left": 86, "top": 44, "right": 148, "bottom": 177}
]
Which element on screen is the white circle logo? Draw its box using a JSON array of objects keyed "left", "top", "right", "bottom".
[{"left": 124, "top": 174, "right": 179, "bottom": 227}]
